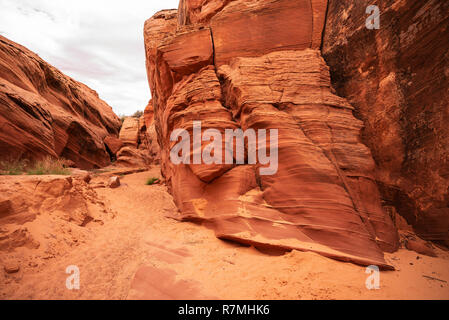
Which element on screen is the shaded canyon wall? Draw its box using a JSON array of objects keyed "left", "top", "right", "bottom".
[{"left": 322, "top": 0, "right": 449, "bottom": 245}]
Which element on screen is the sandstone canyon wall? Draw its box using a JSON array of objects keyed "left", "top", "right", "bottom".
[
  {"left": 114, "top": 107, "right": 160, "bottom": 168},
  {"left": 0, "top": 36, "right": 122, "bottom": 169},
  {"left": 322, "top": 0, "right": 449, "bottom": 246},
  {"left": 144, "top": 0, "right": 400, "bottom": 268}
]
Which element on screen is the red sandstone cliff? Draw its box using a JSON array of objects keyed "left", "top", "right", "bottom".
[
  {"left": 0, "top": 36, "right": 122, "bottom": 169},
  {"left": 114, "top": 112, "right": 159, "bottom": 168},
  {"left": 322, "top": 0, "right": 449, "bottom": 246},
  {"left": 144, "top": 0, "right": 400, "bottom": 268}
]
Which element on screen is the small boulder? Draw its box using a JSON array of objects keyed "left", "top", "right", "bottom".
[
  {"left": 406, "top": 239, "right": 437, "bottom": 257},
  {"left": 109, "top": 176, "right": 121, "bottom": 189},
  {"left": 82, "top": 174, "right": 92, "bottom": 184},
  {"left": 4, "top": 262, "right": 20, "bottom": 274}
]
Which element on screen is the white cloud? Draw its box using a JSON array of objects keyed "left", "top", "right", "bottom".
[{"left": 0, "top": 0, "right": 179, "bottom": 115}]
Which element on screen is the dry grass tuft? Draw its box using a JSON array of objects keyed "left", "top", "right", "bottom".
[{"left": 0, "top": 157, "right": 71, "bottom": 176}]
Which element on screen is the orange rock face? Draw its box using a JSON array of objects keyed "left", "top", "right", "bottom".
[
  {"left": 119, "top": 118, "right": 141, "bottom": 148},
  {"left": 210, "top": 0, "right": 324, "bottom": 66},
  {"left": 104, "top": 136, "right": 124, "bottom": 157},
  {"left": 145, "top": 1, "right": 399, "bottom": 267},
  {"left": 322, "top": 0, "right": 449, "bottom": 246},
  {"left": 178, "top": 0, "right": 235, "bottom": 25},
  {"left": 144, "top": 101, "right": 161, "bottom": 164},
  {"left": 0, "top": 36, "right": 121, "bottom": 169},
  {"left": 115, "top": 110, "right": 160, "bottom": 168}
]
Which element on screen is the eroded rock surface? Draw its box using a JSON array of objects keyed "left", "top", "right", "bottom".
[
  {"left": 322, "top": 0, "right": 449, "bottom": 246},
  {"left": 0, "top": 174, "right": 113, "bottom": 253},
  {"left": 115, "top": 112, "right": 160, "bottom": 168},
  {"left": 143, "top": 101, "right": 161, "bottom": 164},
  {"left": 0, "top": 36, "right": 121, "bottom": 169},
  {"left": 144, "top": 0, "right": 399, "bottom": 267},
  {"left": 119, "top": 118, "right": 141, "bottom": 148}
]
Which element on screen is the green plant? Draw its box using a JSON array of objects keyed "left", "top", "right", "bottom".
[
  {"left": 146, "top": 177, "right": 160, "bottom": 185},
  {"left": 132, "top": 110, "right": 144, "bottom": 118}
]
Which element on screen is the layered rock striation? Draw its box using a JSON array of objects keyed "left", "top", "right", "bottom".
[
  {"left": 114, "top": 105, "right": 160, "bottom": 168},
  {"left": 322, "top": 0, "right": 449, "bottom": 245},
  {"left": 144, "top": 0, "right": 400, "bottom": 267},
  {"left": 0, "top": 36, "right": 121, "bottom": 169}
]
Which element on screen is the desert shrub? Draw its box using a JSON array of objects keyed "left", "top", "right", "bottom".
[
  {"left": 146, "top": 177, "right": 160, "bottom": 185},
  {"left": 0, "top": 159, "right": 27, "bottom": 175},
  {"left": 132, "top": 110, "right": 144, "bottom": 118},
  {"left": 26, "top": 157, "right": 71, "bottom": 175},
  {"left": 1, "top": 157, "right": 71, "bottom": 176}
]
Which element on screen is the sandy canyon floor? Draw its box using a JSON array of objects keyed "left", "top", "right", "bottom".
[{"left": 0, "top": 167, "right": 448, "bottom": 300}]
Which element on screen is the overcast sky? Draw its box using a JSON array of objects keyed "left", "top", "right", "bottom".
[{"left": 0, "top": 0, "right": 179, "bottom": 115}]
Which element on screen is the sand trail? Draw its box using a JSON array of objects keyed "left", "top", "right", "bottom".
[{"left": 1, "top": 168, "right": 449, "bottom": 300}]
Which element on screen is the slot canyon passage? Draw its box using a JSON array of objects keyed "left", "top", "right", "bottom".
[{"left": 0, "top": 0, "right": 449, "bottom": 299}]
